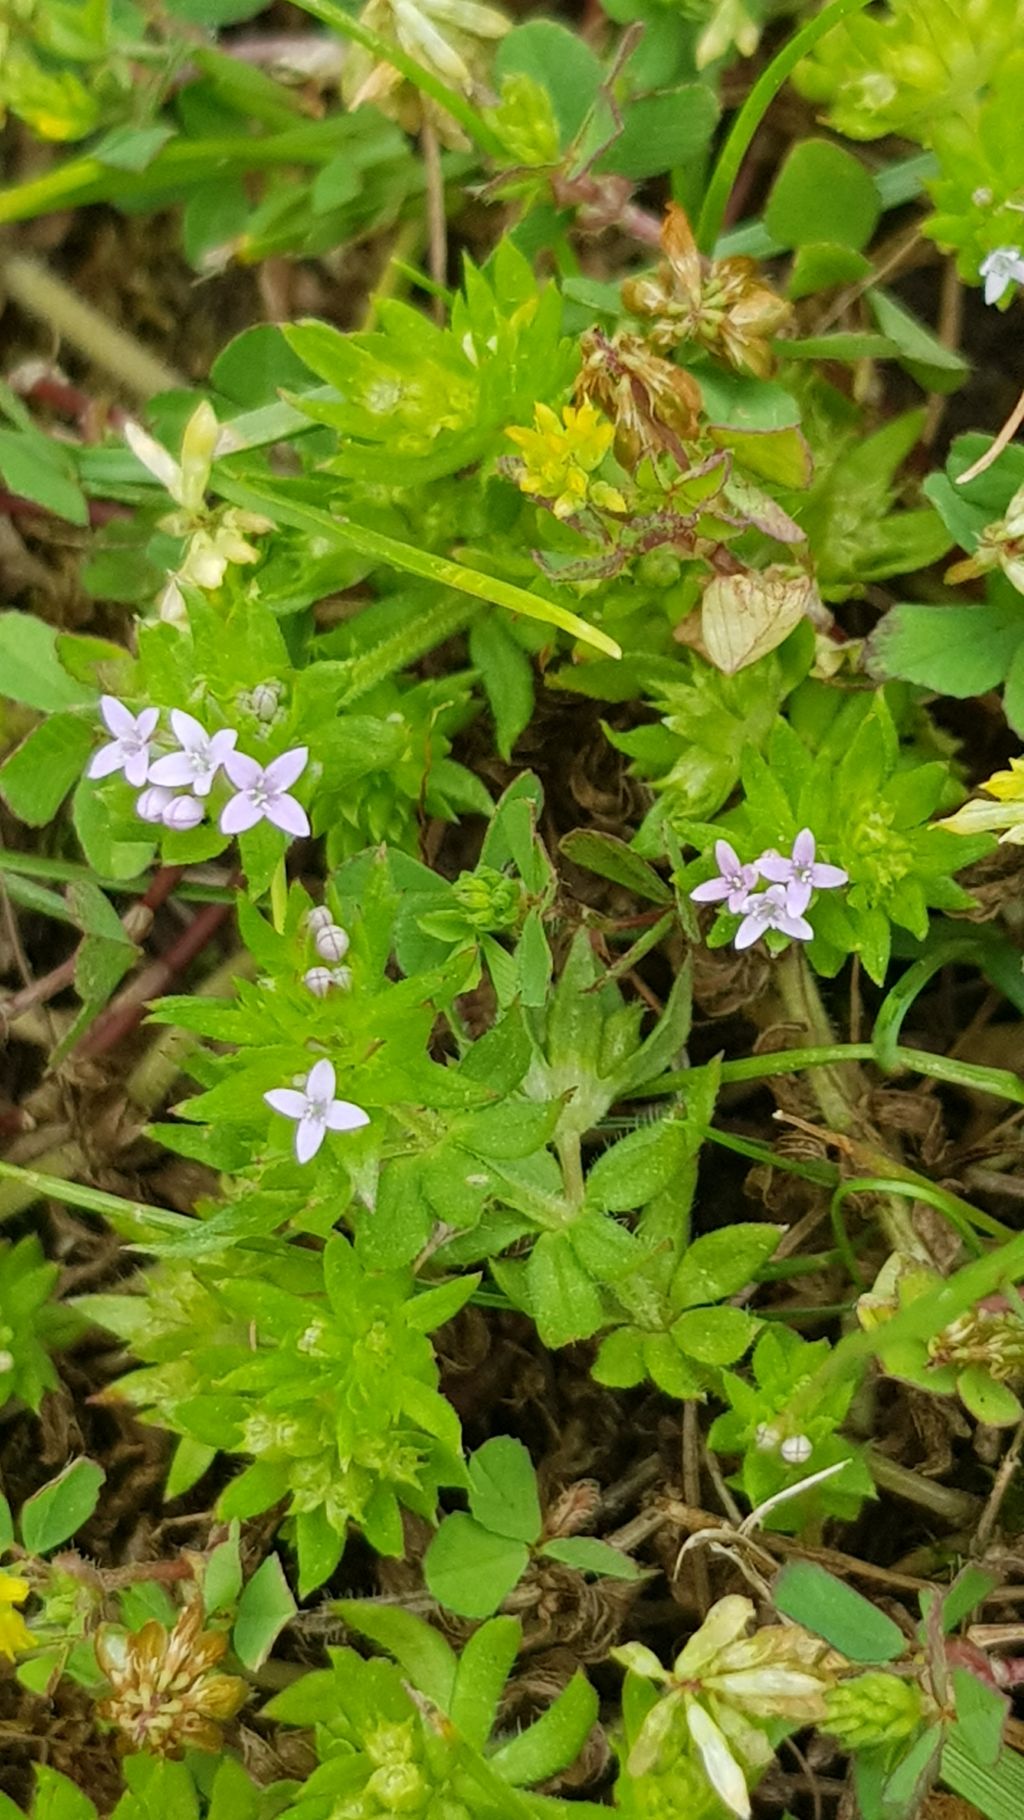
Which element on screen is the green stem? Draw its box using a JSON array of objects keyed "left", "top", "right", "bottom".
[
  {"left": 287, "top": 0, "right": 505, "bottom": 156},
  {"left": 696, "top": 0, "right": 877, "bottom": 251},
  {"left": 270, "top": 858, "right": 288, "bottom": 934},
  {"left": 338, "top": 594, "right": 480, "bottom": 704},
  {"left": 0, "top": 848, "right": 233, "bottom": 905}
]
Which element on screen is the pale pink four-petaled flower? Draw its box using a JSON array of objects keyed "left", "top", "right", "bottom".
[
  {"left": 220, "top": 747, "right": 310, "bottom": 838},
  {"left": 88, "top": 696, "right": 160, "bottom": 788},
  {"left": 264, "top": 1058, "right": 369, "bottom": 1164},
  {"left": 691, "top": 827, "right": 847, "bottom": 952},
  {"left": 734, "top": 884, "right": 813, "bottom": 951},
  {"left": 757, "top": 829, "right": 848, "bottom": 916},
  {"left": 148, "top": 710, "right": 237, "bottom": 797},
  {"left": 689, "top": 840, "right": 760, "bottom": 914}
]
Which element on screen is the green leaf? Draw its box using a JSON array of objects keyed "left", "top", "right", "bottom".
[
  {"left": 957, "top": 1367, "right": 1023, "bottom": 1427},
  {"left": 527, "top": 1230, "right": 606, "bottom": 1348},
  {"left": 214, "top": 473, "right": 621, "bottom": 659},
  {"left": 773, "top": 1562, "right": 905, "bottom": 1663},
  {"left": 73, "top": 777, "right": 155, "bottom": 880},
  {"left": 559, "top": 830, "right": 672, "bottom": 903},
  {"left": 29, "top": 1767, "right": 98, "bottom": 1820},
  {"left": 868, "top": 290, "right": 969, "bottom": 394},
  {"left": 294, "top": 1504, "right": 344, "bottom": 1597},
  {"left": 449, "top": 1614, "right": 521, "bottom": 1745},
  {"left": 0, "top": 430, "right": 88, "bottom": 526},
  {"left": 164, "top": 1437, "right": 216, "bottom": 1500},
  {"left": 0, "top": 1492, "right": 13, "bottom": 1552},
  {"left": 467, "top": 1437, "right": 541, "bottom": 1544},
  {"left": 869, "top": 598, "right": 1024, "bottom": 698},
  {"left": 0, "top": 714, "right": 95, "bottom": 825},
  {"left": 585, "top": 1119, "right": 688, "bottom": 1213},
  {"left": 424, "top": 1512, "right": 529, "bottom": 1618},
  {"left": 951, "top": 1668, "right": 1007, "bottom": 1768},
  {"left": 335, "top": 1601, "right": 458, "bottom": 1710},
  {"left": 671, "top": 1304, "right": 758, "bottom": 1366},
  {"left": 203, "top": 1523, "right": 243, "bottom": 1615},
  {"left": 765, "top": 139, "right": 880, "bottom": 250},
  {"left": 93, "top": 124, "right": 176, "bottom": 171},
  {"left": 942, "top": 1726, "right": 1024, "bottom": 1820},
  {"left": 233, "top": 1554, "right": 295, "bottom": 1670},
  {"left": 0, "top": 612, "right": 94, "bottom": 710},
  {"left": 20, "top": 1458, "right": 105, "bottom": 1555},
  {"left": 489, "top": 1670, "right": 599, "bottom": 1786},
  {"left": 788, "top": 242, "right": 872, "bottom": 300},
  {"left": 938, "top": 1565, "right": 998, "bottom": 1635},
  {"left": 540, "top": 1536, "right": 643, "bottom": 1580},
  {"left": 494, "top": 22, "right": 602, "bottom": 143},
  {"left": 470, "top": 614, "right": 533, "bottom": 760},
  {"left": 598, "top": 85, "right": 719, "bottom": 181},
  {"left": 673, "top": 1224, "right": 781, "bottom": 1308}
]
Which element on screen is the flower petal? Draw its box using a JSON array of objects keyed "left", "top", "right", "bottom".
[
  {"left": 88, "top": 740, "right": 125, "bottom": 780},
  {"left": 99, "top": 694, "right": 134, "bottom": 738},
  {"left": 295, "top": 1115, "right": 326, "bottom": 1164},
  {"left": 713, "top": 839, "right": 741, "bottom": 876},
  {"left": 305, "top": 1058, "right": 336, "bottom": 1101},
  {"left": 690, "top": 878, "right": 732, "bottom": 902},
  {"left": 792, "top": 828, "right": 815, "bottom": 868},
  {"left": 777, "top": 910, "right": 814, "bottom": 942},
  {"left": 222, "top": 749, "right": 261, "bottom": 789},
  {"left": 264, "top": 793, "right": 310, "bottom": 839},
  {"left": 325, "top": 1100, "right": 370, "bottom": 1132},
  {"left": 220, "top": 791, "right": 262, "bottom": 834},
  {"left": 755, "top": 852, "right": 790, "bottom": 883},
  {"left": 686, "top": 1702, "right": 750, "bottom": 1820},
  {"left": 783, "top": 878, "right": 812, "bottom": 916},
  {"left": 124, "top": 748, "right": 152, "bottom": 788},
  {"left": 170, "top": 708, "right": 207, "bottom": 750},
  {"left": 148, "top": 752, "right": 197, "bottom": 788},
  {"left": 733, "top": 913, "right": 763, "bottom": 951},
  {"left": 265, "top": 1088, "right": 308, "bottom": 1120},
  {"left": 207, "top": 729, "right": 238, "bottom": 765},
  {"left": 810, "top": 862, "right": 847, "bottom": 889},
  {"left": 124, "top": 420, "right": 182, "bottom": 495},
  {"left": 264, "top": 747, "right": 308, "bottom": 792}
]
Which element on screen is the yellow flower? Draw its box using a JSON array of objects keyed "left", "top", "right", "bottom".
[
  {"left": 984, "top": 757, "right": 1024, "bottom": 801},
  {"left": 505, "top": 400, "right": 625, "bottom": 518},
  {"left": 940, "top": 752, "right": 1024, "bottom": 842},
  {"left": 0, "top": 1569, "right": 33, "bottom": 1661}
]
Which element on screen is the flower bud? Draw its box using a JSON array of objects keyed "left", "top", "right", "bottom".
[
  {"left": 303, "top": 967, "right": 336, "bottom": 998},
  {"left": 451, "top": 865, "right": 520, "bottom": 930},
  {"left": 315, "top": 923, "right": 350, "bottom": 963},
  {"left": 162, "top": 795, "right": 205, "bottom": 832},
  {"left": 780, "top": 1433, "right": 813, "bottom": 1466},
  {"left": 330, "top": 966, "right": 352, "bottom": 992},
  {"left": 136, "top": 785, "right": 174, "bottom": 823},
  {"left": 824, "top": 1673, "right": 924, "bottom": 1749},
  {"left": 305, "top": 906, "right": 335, "bottom": 935},
  {"left": 249, "top": 681, "right": 281, "bottom": 722},
  {"left": 0, "top": 1350, "right": 14, "bottom": 1375},
  {"left": 755, "top": 1423, "right": 781, "bottom": 1452}
]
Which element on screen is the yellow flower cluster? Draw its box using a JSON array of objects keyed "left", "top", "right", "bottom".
[
  {"left": 941, "top": 753, "right": 1024, "bottom": 842},
  {"left": 0, "top": 1568, "right": 32, "bottom": 1660},
  {"left": 505, "top": 400, "right": 626, "bottom": 519}
]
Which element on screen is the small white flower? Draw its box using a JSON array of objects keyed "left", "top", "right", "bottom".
[
  {"left": 980, "top": 247, "right": 1024, "bottom": 307},
  {"left": 780, "top": 1434, "right": 813, "bottom": 1466},
  {"left": 734, "top": 884, "right": 813, "bottom": 951},
  {"left": 757, "top": 828, "right": 847, "bottom": 915},
  {"left": 148, "top": 710, "right": 238, "bottom": 798},
  {"left": 88, "top": 696, "right": 160, "bottom": 788},
  {"left": 314, "top": 923, "right": 350, "bottom": 963},
  {"left": 264, "top": 1057, "right": 369, "bottom": 1163},
  {"left": 220, "top": 747, "right": 309, "bottom": 839}
]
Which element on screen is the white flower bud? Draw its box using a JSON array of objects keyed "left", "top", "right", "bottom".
[
  {"left": 755, "top": 1423, "right": 781, "bottom": 1452},
  {"left": 303, "top": 966, "right": 336, "bottom": 998},
  {"left": 162, "top": 794, "right": 204, "bottom": 831},
  {"left": 780, "top": 1433, "right": 813, "bottom": 1466},
  {"left": 315, "top": 923, "right": 350, "bottom": 963},
  {"left": 250, "top": 682, "right": 281, "bottom": 721},
  {"left": 0, "top": 1350, "right": 14, "bottom": 1375},
  {"left": 305, "top": 905, "right": 335, "bottom": 934},
  {"left": 330, "top": 966, "right": 352, "bottom": 991},
  {"left": 136, "top": 784, "right": 174, "bottom": 823}
]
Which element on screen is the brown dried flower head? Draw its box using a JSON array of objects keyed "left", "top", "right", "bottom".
[
  {"left": 575, "top": 326, "right": 702, "bottom": 471},
  {"left": 622, "top": 204, "right": 792, "bottom": 380},
  {"left": 95, "top": 1599, "right": 246, "bottom": 1756}
]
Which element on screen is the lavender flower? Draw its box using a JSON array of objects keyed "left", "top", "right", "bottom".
[
  {"left": 220, "top": 747, "right": 309, "bottom": 838},
  {"left": 756, "top": 829, "right": 847, "bottom": 916},
  {"left": 88, "top": 696, "right": 160, "bottom": 788},
  {"left": 980, "top": 247, "right": 1024, "bottom": 307},
  {"left": 735, "top": 885, "right": 813, "bottom": 951},
  {"left": 148, "top": 710, "right": 237, "bottom": 797},
  {"left": 690, "top": 840, "right": 760, "bottom": 913},
  {"left": 264, "top": 1058, "right": 369, "bottom": 1163}
]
